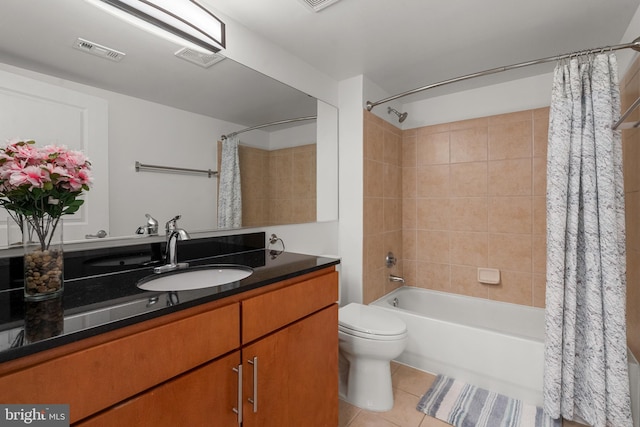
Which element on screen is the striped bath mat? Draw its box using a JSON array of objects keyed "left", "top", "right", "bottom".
[{"left": 417, "top": 375, "right": 561, "bottom": 427}]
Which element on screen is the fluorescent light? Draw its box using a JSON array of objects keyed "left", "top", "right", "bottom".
[{"left": 86, "top": 0, "right": 225, "bottom": 54}]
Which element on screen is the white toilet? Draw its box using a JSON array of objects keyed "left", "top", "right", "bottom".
[{"left": 338, "top": 302, "right": 408, "bottom": 412}]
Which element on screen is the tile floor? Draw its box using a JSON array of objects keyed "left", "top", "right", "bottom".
[{"left": 338, "top": 363, "right": 586, "bottom": 427}]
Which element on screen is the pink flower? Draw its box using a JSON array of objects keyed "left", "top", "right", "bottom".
[{"left": 9, "top": 165, "right": 47, "bottom": 189}]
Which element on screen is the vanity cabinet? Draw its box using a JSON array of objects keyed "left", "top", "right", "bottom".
[
  {"left": 77, "top": 351, "right": 241, "bottom": 427},
  {"left": 240, "top": 270, "right": 339, "bottom": 427},
  {"left": 0, "top": 266, "right": 338, "bottom": 427}
]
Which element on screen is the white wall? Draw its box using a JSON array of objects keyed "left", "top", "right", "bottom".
[
  {"left": 338, "top": 75, "right": 365, "bottom": 305},
  {"left": 268, "top": 122, "right": 316, "bottom": 150},
  {"left": 401, "top": 73, "right": 554, "bottom": 128}
]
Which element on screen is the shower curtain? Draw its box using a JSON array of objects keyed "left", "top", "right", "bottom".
[
  {"left": 544, "top": 53, "right": 632, "bottom": 426},
  {"left": 217, "top": 135, "right": 242, "bottom": 228}
]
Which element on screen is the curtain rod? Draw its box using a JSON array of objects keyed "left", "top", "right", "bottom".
[
  {"left": 221, "top": 115, "right": 316, "bottom": 140},
  {"left": 366, "top": 37, "right": 640, "bottom": 111}
]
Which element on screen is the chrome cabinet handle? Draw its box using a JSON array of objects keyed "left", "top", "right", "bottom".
[
  {"left": 247, "top": 356, "right": 258, "bottom": 413},
  {"left": 232, "top": 364, "right": 243, "bottom": 424}
]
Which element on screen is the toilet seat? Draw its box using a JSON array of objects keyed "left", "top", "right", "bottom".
[{"left": 339, "top": 303, "right": 407, "bottom": 341}]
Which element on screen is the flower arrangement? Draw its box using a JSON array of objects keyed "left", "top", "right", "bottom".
[
  {"left": 0, "top": 139, "right": 92, "bottom": 299},
  {"left": 0, "top": 139, "right": 92, "bottom": 250}
]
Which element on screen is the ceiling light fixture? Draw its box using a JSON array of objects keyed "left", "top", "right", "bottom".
[{"left": 86, "top": 0, "right": 225, "bottom": 54}]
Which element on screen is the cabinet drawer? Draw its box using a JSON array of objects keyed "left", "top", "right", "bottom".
[
  {"left": 76, "top": 351, "right": 241, "bottom": 427},
  {"left": 0, "top": 302, "right": 240, "bottom": 424},
  {"left": 242, "top": 271, "right": 338, "bottom": 343}
]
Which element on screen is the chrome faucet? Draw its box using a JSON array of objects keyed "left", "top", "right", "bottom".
[
  {"left": 135, "top": 213, "right": 159, "bottom": 235},
  {"left": 389, "top": 274, "right": 405, "bottom": 284},
  {"left": 154, "top": 215, "right": 190, "bottom": 273}
]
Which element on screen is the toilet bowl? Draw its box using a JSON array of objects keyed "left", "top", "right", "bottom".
[{"left": 338, "top": 302, "right": 408, "bottom": 412}]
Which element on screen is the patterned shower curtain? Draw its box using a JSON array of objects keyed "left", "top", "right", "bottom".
[
  {"left": 544, "top": 53, "right": 632, "bottom": 427},
  {"left": 217, "top": 135, "right": 242, "bottom": 228}
]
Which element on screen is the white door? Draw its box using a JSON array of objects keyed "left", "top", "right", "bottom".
[{"left": 0, "top": 67, "right": 109, "bottom": 244}]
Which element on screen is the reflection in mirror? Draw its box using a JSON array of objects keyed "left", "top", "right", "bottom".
[
  {"left": 218, "top": 117, "right": 318, "bottom": 227},
  {"left": 0, "top": 0, "right": 338, "bottom": 246}
]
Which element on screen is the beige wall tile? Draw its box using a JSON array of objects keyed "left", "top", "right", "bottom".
[
  {"left": 384, "top": 130, "right": 402, "bottom": 166},
  {"left": 417, "top": 131, "right": 450, "bottom": 165},
  {"left": 533, "top": 157, "right": 547, "bottom": 196},
  {"left": 488, "top": 196, "right": 532, "bottom": 234},
  {"left": 403, "top": 259, "right": 418, "bottom": 287},
  {"left": 417, "top": 198, "right": 450, "bottom": 230},
  {"left": 450, "top": 116, "right": 489, "bottom": 131},
  {"left": 488, "top": 158, "right": 532, "bottom": 196},
  {"left": 364, "top": 197, "right": 384, "bottom": 235},
  {"left": 417, "top": 165, "right": 450, "bottom": 197},
  {"left": 363, "top": 266, "right": 387, "bottom": 304},
  {"left": 403, "top": 197, "right": 417, "bottom": 230},
  {"left": 449, "top": 231, "right": 488, "bottom": 267},
  {"left": 449, "top": 197, "right": 488, "bottom": 232},
  {"left": 416, "top": 262, "right": 450, "bottom": 292},
  {"left": 488, "top": 110, "right": 532, "bottom": 125},
  {"left": 489, "top": 120, "right": 533, "bottom": 160},
  {"left": 532, "top": 273, "right": 547, "bottom": 308},
  {"left": 488, "top": 233, "right": 532, "bottom": 272},
  {"left": 403, "top": 133, "right": 418, "bottom": 168},
  {"left": 365, "top": 121, "right": 384, "bottom": 162},
  {"left": 533, "top": 108, "right": 549, "bottom": 158},
  {"left": 533, "top": 196, "right": 546, "bottom": 236},
  {"left": 403, "top": 166, "right": 417, "bottom": 199},
  {"left": 364, "top": 159, "right": 384, "bottom": 198},
  {"left": 403, "top": 229, "right": 417, "bottom": 261},
  {"left": 417, "top": 230, "right": 450, "bottom": 263},
  {"left": 384, "top": 197, "right": 402, "bottom": 231},
  {"left": 383, "top": 163, "right": 402, "bottom": 198},
  {"left": 450, "top": 127, "right": 488, "bottom": 163},
  {"left": 450, "top": 265, "right": 489, "bottom": 298},
  {"left": 394, "top": 108, "right": 546, "bottom": 308},
  {"left": 488, "top": 270, "right": 533, "bottom": 305},
  {"left": 417, "top": 123, "right": 450, "bottom": 135},
  {"left": 533, "top": 234, "right": 546, "bottom": 275},
  {"left": 450, "top": 162, "right": 487, "bottom": 197}
]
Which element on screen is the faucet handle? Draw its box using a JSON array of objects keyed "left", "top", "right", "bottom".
[
  {"left": 145, "top": 214, "right": 159, "bottom": 235},
  {"left": 165, "top": 215, "right": 182, "bottom": 233}
]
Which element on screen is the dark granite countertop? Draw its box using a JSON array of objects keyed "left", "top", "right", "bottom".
[{"left": 0, "top": 243, "right": 339, "bottom": 364}]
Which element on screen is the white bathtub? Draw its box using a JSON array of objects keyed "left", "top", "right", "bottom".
[{"left": 371, "top": 286, "right": 640, "bottom": 419}]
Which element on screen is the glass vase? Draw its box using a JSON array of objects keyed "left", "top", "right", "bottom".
[
  {"left": 24, "top": 296, "right": 64, "bottom": 344},
  {"left": 23, "top": 218, "right": 64, "bottom": 301}
]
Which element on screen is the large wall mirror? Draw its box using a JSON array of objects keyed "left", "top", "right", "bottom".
[{"left": 0, "top": 0, "right": 338, "bottom": 246}]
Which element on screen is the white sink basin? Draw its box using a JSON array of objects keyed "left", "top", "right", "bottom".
[{"left": 137, "top": 265, "right": 253, "bottom": 292}]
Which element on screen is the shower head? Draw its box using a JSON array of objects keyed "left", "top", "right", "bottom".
[{"left": 388, "top": 107, "right": 408, "bottom": 123}]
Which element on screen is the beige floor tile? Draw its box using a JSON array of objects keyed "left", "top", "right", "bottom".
[
  {"left": 348, "top": 411, "right": 400, "bottom": 427},
  {"left": 392, "top": 365, "right": 436, "bottom": 397},
  {"left": 379, "top": 388, "right": 426, "bottom": 427},
  {"left": 419, "top": 415, "right": 452, "bottom": 426},
  {"left": 339, "top": 400, "right": 361, "bottom": 427}
]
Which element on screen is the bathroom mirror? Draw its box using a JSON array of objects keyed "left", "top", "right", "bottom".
[{"left": 0, "top": 0, "right": 338, "bottom": 243}]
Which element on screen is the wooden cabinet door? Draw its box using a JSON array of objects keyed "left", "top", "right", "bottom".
[
  {"left": 242, "top": 305, "right": 338, "bottom": 427},
  {"left": 76, "top": 351, "right": 241, "bottom": 427}
]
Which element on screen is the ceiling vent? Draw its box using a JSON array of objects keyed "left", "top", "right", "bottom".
[
  {"left": 174, "top": 47, "right": 225, "bottom": 68},
  {"left": 73, "top": 38, "right": 125, "bottom": 62},
  {"left": 298, "top": 0, "right": 342, "bottom": 12}
]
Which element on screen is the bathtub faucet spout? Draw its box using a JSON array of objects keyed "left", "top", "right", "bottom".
[{"left": 389, "top": 274, "right": 405, "bottom": 284}]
